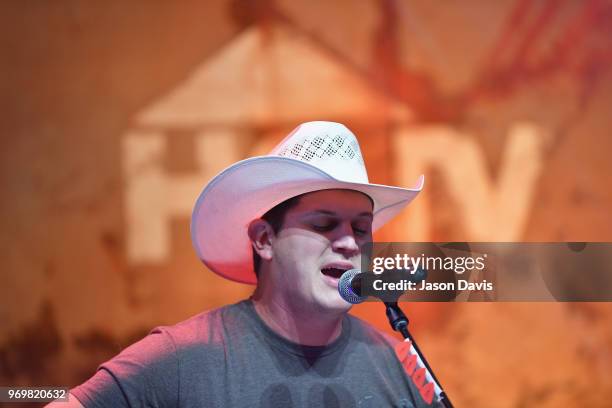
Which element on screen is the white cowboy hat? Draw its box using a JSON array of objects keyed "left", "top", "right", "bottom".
[{"left": 191, "top": 121, "right": 424, "bottom": 284}]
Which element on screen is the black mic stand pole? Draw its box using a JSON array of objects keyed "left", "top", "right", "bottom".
[{"left": 384, "top": 301, "right": 454, "bottom": 408}]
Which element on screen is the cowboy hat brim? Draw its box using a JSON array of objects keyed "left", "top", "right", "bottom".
[{"left": 191, "top": 156, "right": 424, "bottom": 284}]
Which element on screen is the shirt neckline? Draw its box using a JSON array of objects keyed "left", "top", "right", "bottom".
[{"left": 239, "top": 299, "right": 351, "bottom": 358}]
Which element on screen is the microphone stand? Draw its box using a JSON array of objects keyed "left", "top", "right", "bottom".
[{"left": 384, "top": 301, "right": 454, "bottom": 408}]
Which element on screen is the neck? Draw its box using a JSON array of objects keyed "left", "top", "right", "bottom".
[{"left": 250, "top": 293, "right": 345, "bottom": 347}]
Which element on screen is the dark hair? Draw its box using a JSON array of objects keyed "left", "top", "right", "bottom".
[{"left": 252, "top": 195, "right": 302, "bottom": 279}]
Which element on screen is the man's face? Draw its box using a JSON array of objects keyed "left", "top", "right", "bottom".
[{"left": 268, "top": 189, "right": 373, "bottom": 313}]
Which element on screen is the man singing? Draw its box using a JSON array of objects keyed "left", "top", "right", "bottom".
[{"left": 50, "top": 121, "right": 435, "bottom": 407}]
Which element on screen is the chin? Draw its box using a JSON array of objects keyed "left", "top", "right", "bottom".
[{"left": 315, "top": 295, "right": 352, "bottom": 314}]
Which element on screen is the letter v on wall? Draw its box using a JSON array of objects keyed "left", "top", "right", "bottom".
[{"left": 392, "top": 123, "right": 544, "bottom": 241}]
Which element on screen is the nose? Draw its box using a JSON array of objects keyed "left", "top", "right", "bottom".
[{"left": 331, "top": 229, "right": 360, "bottom": 257}]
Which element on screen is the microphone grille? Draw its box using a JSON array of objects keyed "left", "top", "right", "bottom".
[{"left": 338, "top": 269, "right": 366, "bottom": 304}]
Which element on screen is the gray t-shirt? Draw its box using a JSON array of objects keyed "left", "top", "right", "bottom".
[{"left": 72, "top": 300, "right": 438, "bottom": 407}]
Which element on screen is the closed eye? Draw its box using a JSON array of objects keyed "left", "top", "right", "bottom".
[
  {"left": 312, "top": 222, "right": 338, "bottom": 232},
  {"left": 352, "top": 222, "right": 371, "bottom": 236},
  {"left": 306, "top": 216, "right": 371, "bottom": 236}
]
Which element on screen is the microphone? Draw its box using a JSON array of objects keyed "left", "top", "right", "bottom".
[
  {"left": 338, "top": 269, "right": 366, "bottom": 304},
  {"left": 338, "top": 268, "right": 428, "bottom": 304}
]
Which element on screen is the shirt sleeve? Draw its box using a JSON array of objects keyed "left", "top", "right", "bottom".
[{"left": 71, "top": 327, "right": 179, "bottom": 408}]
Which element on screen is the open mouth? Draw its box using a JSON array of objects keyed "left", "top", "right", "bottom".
[{"left": 321, "top": 266, "right": 351, "bottom": 279}]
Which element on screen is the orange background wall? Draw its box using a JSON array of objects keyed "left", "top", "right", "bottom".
[{"left": 1, "top": 1, "right": 612, "bottom": 407}]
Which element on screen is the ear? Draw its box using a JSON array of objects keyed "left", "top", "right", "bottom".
[{"left": 248, "top": 219, "right": 274, "bottom": 261}]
